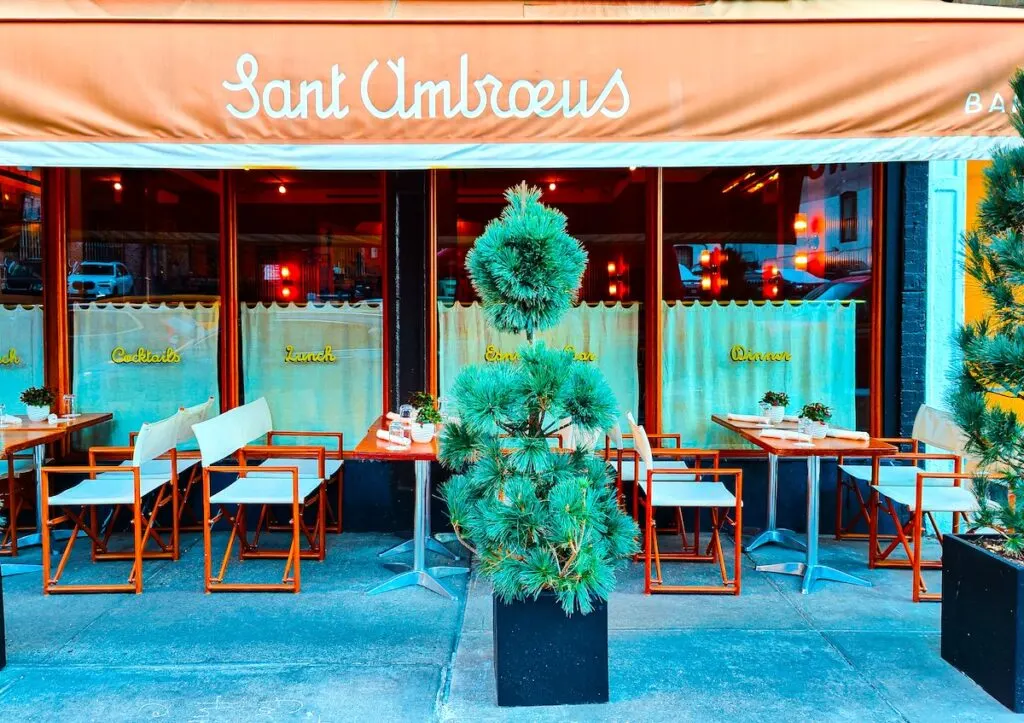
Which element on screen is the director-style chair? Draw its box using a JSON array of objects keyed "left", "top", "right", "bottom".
[
  {"left": 40, "top": 412, "right": 183, "bottom": 594},
  {"left": 1, "top": 453, "right": 35, "bottom": 556},
  {"left": 193, "top": 398, "right": 328, "bottom": 593},
  {"left": 624, "top": 413, "right": 743, "bottom": 595},
  {"left": 860, "top": 405, "right": 985, "bottom": 602}
]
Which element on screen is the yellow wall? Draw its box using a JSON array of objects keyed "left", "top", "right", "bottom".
[{"left": 963, "top": 160, "right": 1024, "bottom": 414}]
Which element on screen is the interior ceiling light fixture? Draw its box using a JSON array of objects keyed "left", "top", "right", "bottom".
[
  {"left": 722, "top": 170, "right": 756, "bottom": 194},
  {"left": 548, "top": 182, "right": 557, "bottom": 191},
  {"left": 113, "top": 181, "right": 123, "bottom": 191},
  {"left": 278, "top": 184, "right": 287, "bottom": 194}
]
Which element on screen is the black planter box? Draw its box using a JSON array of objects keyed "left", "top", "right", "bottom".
[
  {"left": 492, "top": 592, "right": 608, "bottom": 707},
  {"left": 942, "top": 534, "right": 1024, "bottom": 712}
]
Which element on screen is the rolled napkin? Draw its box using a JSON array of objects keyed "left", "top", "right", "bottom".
[
  {"left": 385, "top": 411, "right": 400, "bottom": 421},
  {"left": 0, "top": 414, "right": 22, "bottom": 425},
  {"left": 376, "top": 429, "right": 411, "bottom": 447},
  {"left": 727, "top": 413, "right": 770, "bottom": 424},
  {"left": 826, "top": 428, "right": 870, "bottom": 441},
  {"left": 760, "top": 428, "right": 812, "bottom": 442}
]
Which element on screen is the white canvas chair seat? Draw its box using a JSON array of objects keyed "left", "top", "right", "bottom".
[
  {"left": 839, "top": 464, "right": 926, "bottom": 486},
  {"left": 648, "top": 481, "right": 737, "bottom": 509},
  {"left": 256, "top": 457, "right": 342, "bottom": 479},
  {"left": 876, "top": 485, "right": 980, "bottom": 513},
  {"left": 210, "top": 475, "right": 324, "bottom": 505},
  {"left": 620, "top": 459, "right": 697, "bottom": 484},
  {"left": 49, "top": 472, "right": 173, "bottom": 507},
  {"left": 119, "top": 457, "right": 198, "bottom": 477}
]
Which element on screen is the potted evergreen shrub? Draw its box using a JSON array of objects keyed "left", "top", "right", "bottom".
[
  {"left": 799, "top": 402, "right": 831, "bottom": 439},
  {"left": 439, "top": 183, "right": 639, "bottom": 707},
  {"left": 944, "top": 67, "right": 1024, "bottom": 714},
  {"left": 760, "top": 390, "right": 789, "bottom": 424},
  {"left": 20, "top": 386, "right": 54, "bottom": 422}
]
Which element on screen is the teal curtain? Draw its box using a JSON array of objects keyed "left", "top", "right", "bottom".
[
  {"left": 72, "top": 303, "right": 220, "bottom": 448},
  {"left": 241, "top": 302, "right": 382, "bottom": 449},
  {"left": 439, "top": 302, "right": 639, "bottom": 429},
  {"left": 662, "top": 301, "right": 858, "bottom": 448},
  {"left": 0, "top": 304, "right": 43, "bottom": 413}
]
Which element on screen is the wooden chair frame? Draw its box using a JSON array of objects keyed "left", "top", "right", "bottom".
[
  {"left": 836, "top": 437, "right": 917, "bottom": 541},
  {"left": 607, "top": 431, "right": 680, "bottom": 512},
  {"left": 201, "top": 444, "right": 326, "bottom": 594},
  {"left": 1, "top": 452, "right": 34, "bottom": 556},
  {"left": 40, "top": 449, "right": 180, "bottom": 595},
  {"left": 867, "top": 455, "right": 969, "bottom": 603},
  {"left": 265, "top": 431, "right": 344, "bottom": 534}
]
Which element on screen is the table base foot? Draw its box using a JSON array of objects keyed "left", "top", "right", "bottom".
[
  {"left": 378, "top": 535, "right": 459, "bottom": 560},
  {"left": 757, "top": 561, "right": 872, "bottom": 594},
  {"left": 15, "top": 529, "right": 81, "bottom": 550},
  {"left": 367, "top": 568, "right": 460, "bottom": 598},
  {"left": 1, "top": 563, "right": 42, "bottom": 577},
  {"left": 745, "top": 528, "right": 806, "bottom": 553}
]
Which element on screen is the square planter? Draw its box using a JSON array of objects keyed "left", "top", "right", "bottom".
[
  {"left": 492, "top": 591, "right": 608, "bottom": 707},
  {"left": 941, "top": 534, "right": 1024, "bottom": 712},
  {"left": 0, "top": 569, "right": 5, "bottom": 670}
]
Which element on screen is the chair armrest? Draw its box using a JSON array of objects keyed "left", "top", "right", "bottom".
[
  {"left": 239, "top": 445, "right": 327, "bottom": 477},
  {"left": 128, "top": 431, "right": 139, "bottom": 446},
  {"left": 267, "top": 430, "right": 344, "bottom": 458}
]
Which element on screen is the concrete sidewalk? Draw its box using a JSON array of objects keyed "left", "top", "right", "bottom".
[{"left": 0, "top": 532, "right": 1019, "bottom": 722}]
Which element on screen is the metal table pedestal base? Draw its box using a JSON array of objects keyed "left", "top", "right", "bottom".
[
  {"left": 756, "top": 455, "right": 871, "bottom": 594},
  {"left": 745, "top": 453, "right": 806, "bottom": 553},
  {"left": 369, "top": 460, "right": 468, "bottom": 598}
]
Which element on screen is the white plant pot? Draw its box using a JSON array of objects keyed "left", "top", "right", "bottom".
[
  {"left": 767, "top": 406, "right": 786, "bottom": 424},
  {"left": 411, "top": 423, "right": 435, "bottom": 443},
  {"left": 26, "top": 404, "right": 49, "bottom": 422},
  {"left": 808, "top": 421, "right": 828, "bottom": 439}
]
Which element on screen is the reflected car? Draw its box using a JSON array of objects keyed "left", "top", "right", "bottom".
[
  {"left": 803, "top": 274, "right": 870, "bottom": 302},
  {"left": 2, "top": 258, "right": 43, "bottom": 294},
  {"left": 68, "top": 261, "right": 134, "bottom": 298}
]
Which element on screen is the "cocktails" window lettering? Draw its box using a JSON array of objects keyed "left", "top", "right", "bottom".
[
  {"left": 223, "top": 53, "right": 629, "bottom": 122},
  {"left": 110, "top": 346, "right": 182, "bottom": 364}
]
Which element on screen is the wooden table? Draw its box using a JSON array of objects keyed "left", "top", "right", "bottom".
[
  {"left": 351, "top": 417, "right": 467, "bottom": 599},
  {"left": 711, "top": 415, "right": 896, "bottom": 594},
  {"left": 1, "top": 413, "right": 113, "bottom": 571}
]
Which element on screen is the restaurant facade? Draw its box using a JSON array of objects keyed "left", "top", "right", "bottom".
[{"left": 0, "top": 0, "right": 1022, "bottom": 531}]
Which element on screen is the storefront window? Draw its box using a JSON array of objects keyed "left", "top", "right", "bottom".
[
  {"left": 437, "top": 169, "right": 644, "bottom": 428},
  {"left": 0, "top": 167, "right": 43, "bottom": 414},
  {"left": 68, "top": 169, "right": 221, "bottom": 445},
  {"left": 661, "top": 164, "right": 875, "bottom": 447},
  {"left": 238, "top": 171, "right": 384, "bottom": 446}
]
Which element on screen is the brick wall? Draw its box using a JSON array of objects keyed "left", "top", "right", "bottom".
[{"left": 899, "top": 163, "right": 929, "bottom": 435}]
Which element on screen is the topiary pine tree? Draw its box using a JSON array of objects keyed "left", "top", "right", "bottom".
[
  {"left": 948, "top": 69, "right": 1024, "bottom": 558},
  {"left": 439, "top": 182, "right": 639, "bottom": 614}
]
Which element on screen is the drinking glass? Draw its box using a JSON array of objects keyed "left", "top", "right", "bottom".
[
  {"left": 0, "top": 403, "right": 6, "bottom": 428},
  {"left": 63, "top": 393, "right": 78, "bottom": 418},
  {"left": 399, "top": 403, "right": 415, "bottom": 426},
  {"left": 389, "top": 420, "right": 408, "bottom": 444}
]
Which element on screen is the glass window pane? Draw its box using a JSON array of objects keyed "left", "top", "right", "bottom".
[
  {"left": 68, "top": 169, "right": 221, "bottom": 446},
  {"left": 437, "top": 169, "right": 644, "bottom": 428},
  {"left": 238, "top": 171, "right": 384, "bottom": 447},
  {"left": 660, "top": 164, "right": 874, "bottom": 447},
  {"left": 0, "top": 167, "right": 43, "bottom": 414}
]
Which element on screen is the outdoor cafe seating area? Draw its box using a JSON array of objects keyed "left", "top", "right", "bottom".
[{"left": 0, "top": 398, "right": 981, "bottom": 604}]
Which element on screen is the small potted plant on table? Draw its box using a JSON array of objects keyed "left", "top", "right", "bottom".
[
  {"left": 760, "top": 391, "right": 789, "bottom": 424},
  {"left": 799, "top": 402, "right": 831, "bottom": 439},
  {"left": 412, "top": 393, "right": 442, "bottom": 443},
  {"left": 20, "top": 386, "right": 54, "bottom": 422}
]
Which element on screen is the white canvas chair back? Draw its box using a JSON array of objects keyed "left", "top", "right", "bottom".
[
  {"left": 625, "top": 412, "right": 654, "bottom": 469},
  {"left": 609, "top": 421, "right": 624, "bottom": 451},
  {"left": 910, "top": 404, "right": 980, "bottom": 483},
  {"left": 176, "top": 397, "right": 217, "bottom": 446},
  {"left": 192, "top": 397, "right": 274, "bottom": 468},
  {"left": 130, "top": 413, "right": 184, "bottom": 469}
]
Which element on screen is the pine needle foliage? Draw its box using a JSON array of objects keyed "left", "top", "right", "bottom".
[
  {"left": 948, "top": 69, "right": 1024, "bottom": 558},
  {"left": 440, "top": 184, "right": 639, "bottom": 614}
]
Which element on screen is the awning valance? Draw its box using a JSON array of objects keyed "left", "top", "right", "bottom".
[{"left": 0, "top": 1, "right": 1021, "bottom": 168}]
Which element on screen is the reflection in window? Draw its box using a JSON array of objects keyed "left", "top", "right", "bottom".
[
  {"left": 661, "top": 164, "right": 875, "bottom": 446},
  {"left": 0, "top": 167, "right": 43, "bottom": 413},
  {"left": 238, "top": 172, "right": 384, "bottom": 447},
  {"left": 68, "top": 169, "right": 221, "bottom": 446},
  {"left": 436, "top": 169, "right": 644, "bottom": 427}
]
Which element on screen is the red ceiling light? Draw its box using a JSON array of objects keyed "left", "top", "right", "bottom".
[
  {"left": 113, "top": 181, "right": 123, "bottom": 191},
  {"left": 700, "top": 275, "right": 712, "bottom": 291},
  {"left": 793, "top": 213, "right": 809, "bottom": 233},
  {"left": 278, "top": 184, "right": 287, "bottom": 194},
  {"left": 607, "top": 261, "right": 617, "bottom": 275},
  {"left": 548, "top": 182, "right": 557, "bottom": 191},
  {"left": 280, "top": 285, "right": 292, "bottom": 299},
  {"left": 699, "top": 249, "right": 712, "bottom": 267},
  {"left": 794, "top": 253, "right": 809, "bottom": 270},
  {"left": 280, "top": 265, "right": 292, "bottom": 279},
  {"left": 608, "top": 282, "right": 619, "bottom": 297}
]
